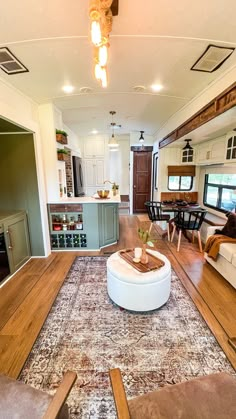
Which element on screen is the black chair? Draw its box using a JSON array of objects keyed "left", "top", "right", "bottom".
[
  {"left": 171, "top": 209, "right": 207, "bottom": 252},
  {"left": 145, "top": 201, "right": 170, "bottom": 240}
]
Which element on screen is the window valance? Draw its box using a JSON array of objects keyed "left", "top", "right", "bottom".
[{"left": 168, "top": 165, "right": 196, "bottom": 177}]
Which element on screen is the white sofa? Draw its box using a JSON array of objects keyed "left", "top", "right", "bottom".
[{"left": 204, "top": 226, "right": 236, "bottom": 289}]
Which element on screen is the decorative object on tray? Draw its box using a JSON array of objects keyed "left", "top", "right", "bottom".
[
  {"left": 119, "top": 248, "right": 165, "bottom": 272},
  {"left": 133, "top": 247, "right": 142, "bottom": 263},
  {"left": 97, "top": 190, "right": 110, "bottom": 198},
  {"left": 138, "top": 228, "right": 156, "bottom": 265},
  {"left": 57, "top": 148, "right": 69, "bottom": 161},
  {"left": 56, "top": 129, "right": 68, "bottom": 144}
]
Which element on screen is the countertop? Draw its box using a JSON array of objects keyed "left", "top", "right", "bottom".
[{"left": 48, "top": 194, "right": 121, "bottom": 204}]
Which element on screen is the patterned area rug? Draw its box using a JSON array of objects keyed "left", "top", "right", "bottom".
[{"left": 20, "top": 257, "right": 234, "bottom": 418}]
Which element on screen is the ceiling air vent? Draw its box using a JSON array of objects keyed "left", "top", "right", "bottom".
[
  {"left": 191, "top": 45, "right": 234, "bottom": 73},
  {"left": 79, "top": 87, "right": 92, "bottom": 94},
  {"left": 133, "top": 85, "right": 146, "bottom": 92},
  {"left": 0, "top": 47, "right": 28, "bottom": 75}
]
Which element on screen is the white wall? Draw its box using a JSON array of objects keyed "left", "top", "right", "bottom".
[
  {"left": 53, "top": 106, "right": 82, "bottom": 155},
  {"left": 108, "top": 136, "right": 130, "bottom": 195},
  {"left": 157, "top": 147, "right": 200, "bottom": 200},
  {"left": 38, "top": 103, "right": 59, "bottom": 201}
]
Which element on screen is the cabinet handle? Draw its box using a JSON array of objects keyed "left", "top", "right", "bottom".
[{"left": 6, "top": 229, "right": 13, "bottom": 249}]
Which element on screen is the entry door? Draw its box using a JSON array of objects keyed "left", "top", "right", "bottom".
[{"left": 133, "top": 151, "right": 152, "bottom": 213}]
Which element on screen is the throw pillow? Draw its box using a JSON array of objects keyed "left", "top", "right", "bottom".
[{"left": 215, "top": 212, "right": 236, "bottom": 238}]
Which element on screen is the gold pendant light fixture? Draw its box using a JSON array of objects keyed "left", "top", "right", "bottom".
[{"left": 89, "top": 0, "right": 113, "bottom": 88}]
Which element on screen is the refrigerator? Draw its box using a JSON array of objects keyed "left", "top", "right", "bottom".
[{"left": 72, "top": 156, "right": 85, "bottom": 196}]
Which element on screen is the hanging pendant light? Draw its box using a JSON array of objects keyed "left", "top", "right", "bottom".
[
  {"left": 108, "top": 111, "right": 119, "bottom": 149},
  {"left": 100, "top": 66, "right": 108, "bottom": 88},
  {"left": 182, "top": 139, "right": 193, "bottom": 150},
  {"left": 139, "top": 131, "right": 145, "bottom": 143}
]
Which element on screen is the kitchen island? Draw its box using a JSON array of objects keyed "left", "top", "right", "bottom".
[{"left": 48, "top": 194, "right": 120, "bottom": 250}]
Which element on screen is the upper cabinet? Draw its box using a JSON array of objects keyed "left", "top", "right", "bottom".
[
  {"left": 225, "top": 132, "right": 236, "bottom": 162},
  {"left": 83, "top": 137, "right": 105, "bottom": 158},
  {"left": 196, "top": 138, "right": 225, "bottom": 165},
  {"left": 181, "top": 148, "right": 195, "bottom": 164},
  {"left": 196, "top": 143, "right": 211, "bottom": 164}
]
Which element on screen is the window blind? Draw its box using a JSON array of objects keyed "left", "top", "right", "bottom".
[{"left": 168, "top": 165, "right": 196, "bottom": 176}]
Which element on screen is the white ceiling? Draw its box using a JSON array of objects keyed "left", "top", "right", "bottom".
[{"left": 1, "top": 0, "right": 236, "bottom": 138}]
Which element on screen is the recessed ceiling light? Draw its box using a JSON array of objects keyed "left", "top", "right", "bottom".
[
  {"left": 151, "top": 84, "right": 163, "bottom": 92},
  {"left": 91, "top": 129, "right": 98, "bottom": 134},
  {"left": 62, "top": 85, "right": 74, "bottom": 93}
]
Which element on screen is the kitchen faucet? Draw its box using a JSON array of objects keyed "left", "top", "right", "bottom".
[{"left": 104, "top": 180, "right": 117, "bottom": 196}]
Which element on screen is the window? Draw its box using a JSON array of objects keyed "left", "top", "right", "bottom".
[
  {"left": 168, "top": 176, "right": 193, "bottom": 191},
  {"left": 204, "top": 173, "right": 236, "bottom": 212}
]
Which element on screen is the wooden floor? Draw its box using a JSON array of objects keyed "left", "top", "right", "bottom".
[{"left": 0, "top": 215, "right": 235, "bottom": 379}]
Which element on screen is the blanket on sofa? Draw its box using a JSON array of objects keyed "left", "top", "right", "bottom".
[{"left": 204, "top": 235, "right": 236, "bottom": 261}]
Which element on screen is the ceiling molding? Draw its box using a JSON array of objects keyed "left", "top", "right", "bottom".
[
  {"left": 2, "top": 35, "right": 236, "bottom": 48},
  {"left": 159, "top": 81, "right": 236, "bottom": 149}
]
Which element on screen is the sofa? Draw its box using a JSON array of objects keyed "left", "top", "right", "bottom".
[{"left": 204, "top": 225, "right": 236, "bottom": 289}]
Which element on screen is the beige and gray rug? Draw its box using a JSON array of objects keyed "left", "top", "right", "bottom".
[{"left": 20, "top": 256, "right": 234, "bottom": 418}]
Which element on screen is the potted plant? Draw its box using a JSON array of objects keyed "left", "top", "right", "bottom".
[
  {"left": 56, "top": 129, "right": 68, "bottom": 145},
  {"left": 112, "top": 183, "right": 119, "bottom": 195},
  {"left": 57, "top": 148, "right": 69, "bottom": 161},
  {"left": 138, "top": 228, "right": 155, "bottom": 264}
]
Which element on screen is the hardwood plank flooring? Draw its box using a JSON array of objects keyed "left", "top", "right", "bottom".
[
  {"left": 0, "top": 215, "right": 235, "bottom": 378},
  {"left": 0, "top": 253, "right": 75, "bottom": 378}
]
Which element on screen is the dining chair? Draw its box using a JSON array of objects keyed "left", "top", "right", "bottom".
[
  {"left": 0, "top": 371, "right": 77, "bottom": 419},
  {"left": 171, "top": 209, "right": 207, "bottom": 252},
  {"left": 109, "top": 368, "right": 236, "bottom": 419},
  {"left": 144, "top": 201, "right": 170, "bottom": 240}
]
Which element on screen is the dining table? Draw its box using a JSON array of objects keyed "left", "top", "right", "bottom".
[{"left": 161, "top": 202, "right": 203, "bottom": 241}]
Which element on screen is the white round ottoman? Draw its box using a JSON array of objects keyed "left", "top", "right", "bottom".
[{"left": 107, "top": 249, "right": 171, "bottom": 311}]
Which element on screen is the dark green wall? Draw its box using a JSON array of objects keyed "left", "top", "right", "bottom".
[{"left": 0, "top": 134, "right": 44, "bottom": 256}]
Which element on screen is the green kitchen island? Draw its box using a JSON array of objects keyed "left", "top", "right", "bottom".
[{"left": 48, "top": 194, "right": 120, "bottom": 250}]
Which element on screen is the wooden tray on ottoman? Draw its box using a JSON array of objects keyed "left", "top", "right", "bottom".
[{"left": 119, "top": 249, "right": 165, "bottom": 273}]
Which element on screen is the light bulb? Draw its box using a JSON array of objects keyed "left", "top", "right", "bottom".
[
  {"left": 100, "top": 67, "right": 107, "bottom": 88},
  {"left": 91, "top": 20, "right": 102, "bottom": 46},
  {"left": 95, "top": 63, "right": 102, "bottom": 80},
  {"left": 62, "top": 85, "right": 74, "bottom": 93},
  {"left": 99, "top": 45, "right": 108, "bottom": 67}
]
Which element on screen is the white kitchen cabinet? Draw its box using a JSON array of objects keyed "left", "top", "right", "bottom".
[
  {"left": 210, "top": 138, "right": 225, "bottom": 163},
  {"left": 180, "top": 148, "right": 195, "bottom": 164},
  {"left": 225, "top": 131, "right": 236, "bottom": 162},
  {"left": 196, "top": 143, "right": 211, "bottom": 164},
  {"left": 83, "top": 138, "right": 105, "bottom": 158},
  {"left": 196, "top": 138, "right": 225, "bottom": 165},
  {"left": 84, "top": 158, "right": 105, "bottom": 195}
]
